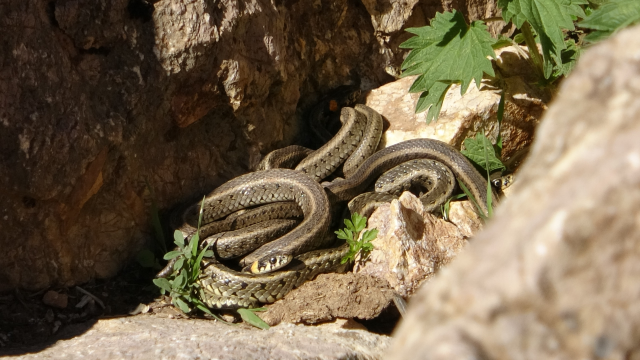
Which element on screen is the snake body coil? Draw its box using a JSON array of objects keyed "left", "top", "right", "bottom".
[{"left": 164, "top": 105, "right": 494, "bottom": 309}]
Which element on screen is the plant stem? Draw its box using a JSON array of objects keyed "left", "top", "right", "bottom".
[{"left": 520, "top": 21, "right": 545, "bottom": 79}]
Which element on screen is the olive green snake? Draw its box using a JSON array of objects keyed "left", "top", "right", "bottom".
[{"left": 160, "top": 104, "right": 495, "bottom": 309}]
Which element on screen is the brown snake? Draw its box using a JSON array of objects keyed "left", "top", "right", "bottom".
[{"left": 162, "top": 104, "right": 495, "bottom": 309}]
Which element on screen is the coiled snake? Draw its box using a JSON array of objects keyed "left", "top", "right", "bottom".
[{"left": 161, "top": 104, "right": 495, "bottom": 309}]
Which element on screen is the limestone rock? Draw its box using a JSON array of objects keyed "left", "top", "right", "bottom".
[
  {"left": 354, "top": 192, "right": 478, "bottom": 298},
  {"left": 5, "top": 316, "right": 390, "bottom": 359},
  {"left": 386, "top": 24, "right": 640, "bottom": 360}
]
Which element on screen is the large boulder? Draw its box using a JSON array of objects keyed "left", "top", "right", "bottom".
[{"left": 387, "top": 24, "right": 640, "bottom": 360}]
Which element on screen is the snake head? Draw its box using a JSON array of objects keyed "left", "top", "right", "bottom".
[{"left": 250, "top": 254, "right": 293, "bottom": 274}]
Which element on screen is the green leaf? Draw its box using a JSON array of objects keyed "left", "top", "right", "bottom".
[
  {"left": 191, "top": 245, "right": 209, "bottom": 281},
  {"left": 353, "top": 213, "right": 367, "bottom": 232},
  {"left": 174, "top": 230, "right": 185, "bottom": 248},
  {"left": 174, "top": 297, "right": 191, "bottom": 313},
  {"left": 197, "top": 196, "right": 206, "bottom": 229},
  {"left": 163, "top": 250, "right": 183, "bottom": 260},
  {"left": 400, "top": 11, "right": 496, "bottom": 120},
  {"left": 499, "top": 0, "right": 587, "bottom": 78},
  {"left": 361, "top": 229, "right": 378, "bottom": 243},
  {"left": 136, "top": 249, "right": 157, "bottom": 268},
  {"left": 415, "top": 82, "right": 451, "bottom": 123},
  {"left": 460, "top": 134, "right": 506, "bottom": 173},
  {"left": 492, "top": 35, "right": 516, "bottom": 49},
  {"left": 513, "top": 33, "right": 526, "bottom": 44},
  {"left": 458, "top": 179, "right": 488, "bottom": 221},
  {"left": 153, "top": 278, "right": 172, "bottom": 293},
  {"left": 173, "top": 257, "right": 185, "bottom": 272},
  {"left": 237, "top": 308, "right": 271, "bottom": 330},
  {"left": 553, "top": 39, "right": 581, "bottom": 77},
  {"left": 343, "top": 218, "right": 355, "bottom": 232},
  {"left": 190, "top": 233, "right": 200, "bottom": 258},
  {"left": 202, "top": 250, "right": 214, "bottom": 257},
  {"left": 580, "top": 0, "right": 640, "bottom": 43}
]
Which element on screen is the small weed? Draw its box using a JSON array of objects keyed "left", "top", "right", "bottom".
[{"left": 337, "top": 213, "right": 378, "bottom": 266}]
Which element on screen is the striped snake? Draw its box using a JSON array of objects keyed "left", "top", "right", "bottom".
[{"left": 161, "top": 103, "right": 495, "bottom": 309}]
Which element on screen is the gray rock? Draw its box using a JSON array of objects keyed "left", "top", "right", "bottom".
[
  {"left": 6, "top": 316, "right": 389, "bottom": 360},
  {"left": 387, "top": 24, "right": 640, "bottom": 360}
]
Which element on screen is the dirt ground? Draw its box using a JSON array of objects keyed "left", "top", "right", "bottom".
[{"left": 0, "top": 261, "right": 400, "bottom": 354}]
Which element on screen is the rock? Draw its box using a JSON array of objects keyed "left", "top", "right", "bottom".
[
  {"left": 6, "top": 316, "right": 390, "bottom": 359},
  {"left": 354, "top": 192, "right": 477, "bottom": 298},
  {"left": 386, "top": 24, "right": 640, "bottom": 360},
  {"left": 0, "top": 0, "right": 388, "bottom": 291},
  {"left": 42, "top": 291, "right": 68, "bottom": 309},
  {"left": 364, "top": 45, "right": 544, "bottom": 163},
  {"left": 260, "top": 272, "right": 394, "bottom": 326}
]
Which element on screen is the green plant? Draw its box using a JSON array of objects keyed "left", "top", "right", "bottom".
[
  {"left": 459, "top": 133, "right": 506, "bottom": 220},
  {"left": 337, "top": 213, "right": 378, "bottom": 265},
  {"left": 152, "top": 198, "right": 220, "bottom": 319},
  {"left": 400, "top": 0, "right": 640, "bottom": 122}
]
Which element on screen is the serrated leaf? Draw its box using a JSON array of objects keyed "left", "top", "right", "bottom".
[
  {"left": 553, "top": 39, "right": 581, "bottom": 77},
  {"left": 237, "top": 308, "right": 270, "bottom": 330},
  {"left": 153, "top": 278, "right": 172, "bottom": 292},
  {"left": 461, "top": 134, "right": 506, "bottom": 173},
  {"left": 415, "top": 82, "right": 451, "bottom": 123},
  {"left": 580, "top": 0, "right": 640, "bottom": 43},
  {"left": 400, "top": 10, "right": 496, "bottom": 120},
  {"left": 174, "top": 230, "right": 185, "bottom": 248},
  {"left": 163, "top": 250, "right": 183, "bottom": 260},
  {"left": 499, "top": 0, "right": 587, "bottom": 78}
]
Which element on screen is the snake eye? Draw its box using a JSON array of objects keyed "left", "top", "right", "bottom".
[{"left": 270, "top": 257, "right": 278, "bottom": 265}]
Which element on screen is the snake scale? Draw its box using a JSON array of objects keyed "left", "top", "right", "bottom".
[{"left": 163, "top": 102, "right": 495, "bottom": 309}]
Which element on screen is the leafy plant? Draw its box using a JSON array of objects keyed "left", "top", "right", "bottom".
[
  {"left": 401, "top": 0, "right": 640, "bottom": 122},
  {"left": 152, "top": 198, "right": 219, "bottom": 319},
  {"left": 459, "top": 133, "right": 505, "bottom": 220},
  {"left": 337, "top": 213, "right": 378, "bottom": 265},
  {"left": 579, "top": 0, "right": 640, "bottom": 43},
  {"left": 399, "top": 10, "right": 497, "bottom": 123},
  {"left": 460, "top": 133, "right": 506, "bottom": 174}
]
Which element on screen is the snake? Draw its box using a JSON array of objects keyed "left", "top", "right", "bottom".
[{"left": 162, "top": 104, "right": 495, "bottom": 309}]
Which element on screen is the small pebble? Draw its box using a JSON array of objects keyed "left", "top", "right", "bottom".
[{"left": 42, "top": 290, "right": 68, "bottom": 309}]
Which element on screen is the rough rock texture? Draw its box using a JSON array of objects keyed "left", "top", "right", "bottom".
[
  {"left": 0, "top": 0, "right": 509, "bottom": 292},
  {"left": 387, "top": 24, "right": 640, "bottom": 360},
  {"left": 260, "top": 272, "right": 395, "bottom": 326},
  {"left": 4, "top": 316, "right": 390, "bottom": 359},
  {"left": 1, "top": 0, "right": 435, "bottom": 291},
  {"left": 355, "top": 192, "right": 478, "bottom": 298}
]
